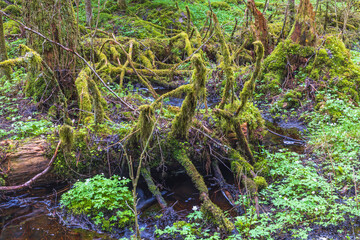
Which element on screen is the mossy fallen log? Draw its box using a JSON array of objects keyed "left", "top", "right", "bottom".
[{"left": 0, "top": 138, "right": 58, "bottom": 187}]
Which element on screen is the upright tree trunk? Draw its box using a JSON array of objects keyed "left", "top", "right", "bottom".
[
  {"left": 22, "top": 0, "right": 79, "bottom": 102},
  {"left": 0, "top": 15, "right": 10, "bottom": 79},
  {"left": 289, "top": 0, "right": 317, "bottom": 46},
  {"left": 247, "top": 0, "right": 270, "bottom": 55},
  {"left": 85, "top": 0, "right": 93, "bottom": 27}
]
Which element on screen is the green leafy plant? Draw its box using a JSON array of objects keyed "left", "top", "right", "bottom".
[
  {"left": 60, "top": 174, "right": 134, "bottom": 231},
  {"left": 155, "top": 208, "right": 221, "bottom": 240}
]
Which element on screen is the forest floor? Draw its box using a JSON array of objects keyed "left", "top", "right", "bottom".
[{"left": 1, "top": 0, "right": 360, "bottom": 239}]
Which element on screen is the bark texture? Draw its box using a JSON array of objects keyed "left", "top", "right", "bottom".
[
  {"left": 290, "top": 0, "right": 317, "bottom": 46},
  {"left": 0, "top": 139, "right": 56, "bottom": 187}
]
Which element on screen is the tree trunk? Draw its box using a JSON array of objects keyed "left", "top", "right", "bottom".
[
  {"left": 247, "top": 0, "right": 270, "bottom": 55},
  {"left": 22, "top": 0, "right": 79, "bottom": 102},
  {"left": 85, "top": 0, "right": 93, "bottom": 27},
  {"left": 289, "top": 0, "right": 317, "bottom": 46},
  {"left": 0, "top": 15, "right": 10, "bottom": 79}
]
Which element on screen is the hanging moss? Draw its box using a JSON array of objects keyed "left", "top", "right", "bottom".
[
  {"left": 170, "top": 54, "right": 206, "bottom": 139},
  {"left": 88, "top": 78, "right": 105, "bottom": 125},
  {"left": 213, "top": 13, "right": 234, "bottom": 109},
  {"left": 235, "top": 41, "right": 264, "bottom": 116},
  {"left": 75, "top": 69, "right": 93, "bottom": 123},
  {"left": 132, "top": 105, "right": 155, "bottom": 147},
  {"left": 59, "top": 124, "right": 74, "bottom": 152}
]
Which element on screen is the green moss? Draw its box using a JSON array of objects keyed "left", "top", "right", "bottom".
[
  {"left": 254, "top": 176, "right": 268, "bottom": 190},
  {"left": 253, "top": 160, "right": 269, "bottom": 176},
  {"left": 60, "top": 124, "right": 74, "bottom": 152},
  {"left": 132, "top": 104, "right": 155, "bottom": 146},
  {"left": 236, "top": 41, "right": 264, "bottom": 115},
  {"left": 212, "top": 13, "right": 234, "bottom": 109},
  {"left": 48, "top": 105, "right": 58, "bottom": 119},
  {"left": 0, "top": 1, "right": 6, "bottom": 8},
  {"left": 141, "top": 167, "right": 167, "bottom": 208},
  {"left": 229, "top": 149, "right": 254, "bottom": 176},
  {"left": 3, "top": 5, "right": 21, "bottom": 17},
  {"left": 276, "top": 89, "right": 302, "bottom": 109},
  {"left": 211, "top": 1, "right": 231, "bottom": 10},
  {"left": 88, "top": 78, "right": 105, "bottom": 125},
  {"left": 170, "top": 54, "right": 206, "bottom": 139},
  {"left": 169, "top": 32, "right": 193, "bottom": 57},
  {"left": 174, "top": 148, "right": 208, "bottom": 194},
  {"left": 200, "top": 195, "right": 234, "bottom": 232},
  {"left": 75, "top": 69, "right": 93, "bottom": 123},
  {"left": 3, "top": 20, "right": 20, "bottom": 35},
  {"left": 242, "top": 175, "right": 257, "bottom": 193}
]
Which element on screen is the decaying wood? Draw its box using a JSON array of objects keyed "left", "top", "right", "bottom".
[
  {"left": 247, "top": 0, "right": 270, "bottom": 55},
  {"left": 0, "top": 140, "right": 61, "bottom": 191}
]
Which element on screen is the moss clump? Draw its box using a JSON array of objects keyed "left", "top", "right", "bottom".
[
  {"left": 59, "top": 124, "right": 74, "bottom": 152},
  {"left": 3, "top": 5, "right": 22, "bottom": 17},
  {"left": 307, "top": 36, "right": 360, "bottom": 102},
  {"left": 211, "top": 1, "right": 231, "bottom": 10},
  {"left": 254, "top": 176, "right": 268, "bottom": 190},
  {"left": 259, "top": 39, "right": 314, "bottom": 95},
  {"left": 3, "top": 20, "right": 20, "bottom": 35}
]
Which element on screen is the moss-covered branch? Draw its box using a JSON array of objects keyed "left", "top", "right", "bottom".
[
  {"left": 213, "top": 13, "right": 234, "bottom": 109},
  {"left": 235, "top": 41, "right": 264, "bottom": 116},
  {"left": 170, "top": 54, "right": 207, "bottom": 139}
]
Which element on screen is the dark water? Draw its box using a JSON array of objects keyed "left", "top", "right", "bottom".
[{"left": 0, "top": 178, "right": 235, "bottom": 240}]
